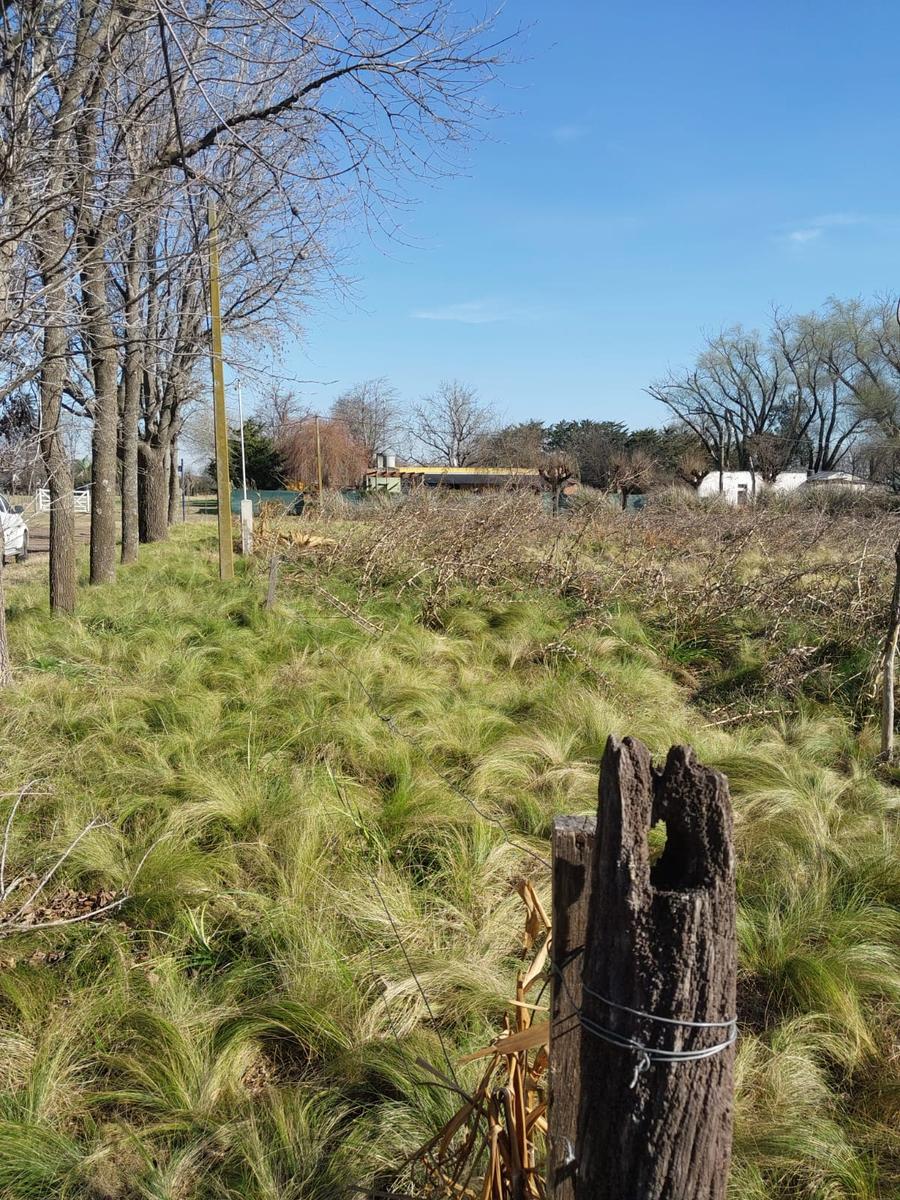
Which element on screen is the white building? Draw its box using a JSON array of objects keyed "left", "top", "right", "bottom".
[
  {"left": 696, "top": 470, "right": 772, "bottom": 505},
  {"left": 697, "top": 468, "right": 872, "bottom": 505},
  {"left": 771, "top": 471, "right": 809, "bottom": 492}
]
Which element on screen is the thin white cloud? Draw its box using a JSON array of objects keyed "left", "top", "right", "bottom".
[
  {"left": 551, "top": 123, "right": 591, "bottom": 144},
  {"left": 784, "top": 211, "right": 868, "bottom": 245},
  {"left": 788, "top": 228, "right": 823, "bottom": 244},
  {"left": 412, "top": 298, "right": 542, "bottom": 325}
]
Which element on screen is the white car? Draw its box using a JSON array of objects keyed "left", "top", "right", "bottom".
[{"left": 0, "top": 495, "right": 28, "bottom": 562}]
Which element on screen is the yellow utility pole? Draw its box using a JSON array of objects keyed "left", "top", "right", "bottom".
[
  {"left": 208, "top": 196, "right": 234, "bottom": 580},
  {"left": 314, "top": 413, "right": 324, "bottom": 506}
]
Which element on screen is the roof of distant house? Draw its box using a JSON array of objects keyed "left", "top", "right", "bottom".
[
  {"left": 802, "top": 470, "right": 870, "bottom": 486},
  {"left": 365, "top": 465, "right": 536, "bottom": 476}
]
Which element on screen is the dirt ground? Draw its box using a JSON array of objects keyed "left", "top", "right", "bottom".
[
  {"left": 2, "top": 494, "right": 224, "bottom": 588},
  {"left": 2, "top": 506, "right": 91, "bottom": 587},
  {"left": 2, "top": 497, "right": 213, "bottom": 588}
]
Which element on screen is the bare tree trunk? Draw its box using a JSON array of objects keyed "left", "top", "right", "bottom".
[
  {"left": 138, "top": 442, "right": 170, "bottom": 543},
  {"left": 881, "top": 538, "right": 900, "bottom": 760},
  {"left": 120, "top": 222, "right": 144, "bottom": 565},
  {"left": 89, "top": 370, "right": 119, "bottom": 584},
  {"left": 168, "top": 439, "right": 179, "bottom": 525},
  {"left": 38, "top": 298, "right": 77, "bottom": 615},
  {"left": 120, "top": 347, "right": 140, "bottom": 564},
  {"left": 49, "top": 482, "right": 77, "bottom": 614},
  {"left": 78, "top": 233, "right": 120, "bottom": 584},
  {"left": 0, "top": 522, "right": 11, "bottom": 686}
]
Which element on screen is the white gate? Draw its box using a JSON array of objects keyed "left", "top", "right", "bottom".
[{"left": 35, "top": 488, "right": 91, "bottom": 514}]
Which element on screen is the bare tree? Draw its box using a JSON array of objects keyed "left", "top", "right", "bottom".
[
  {"left": 610, "top": 448, "right": 656, "bottom": 509},
  {"left": 2, "top": 0, "right": 508, "bottom": 609},
  {"left": 650, "top": 312, "right": 878, "bottom": 489},
  {"left": 649, "top": 326, "right": 810, "bottom": 482},
  {"left": 772, "top": 308, "right": 869, "bottom": 472},
  {"left": 538, "top": 451, "right": 576, "bottom": 515},
  {"left": 675, "top": 445, "right": 710, "bottom": 489},
  {"left": 330, "top": 379, "right": 399, "bottom": 464},
  {"left": 258, "top": 387, "right": 308, "bottom": 442},
  {"left": 410, "top": 381, "right": 495, "bottom": 466}
]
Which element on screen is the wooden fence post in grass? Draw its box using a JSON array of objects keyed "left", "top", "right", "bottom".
[
  {"left": 549, "top": 815, "right": 596, "bottom": 1200},
  {"left": 265, "top": 555, "right": 281, "bottom": 610},
  {"left": 549, "top": 735, "right": 737, "bottom": 1200}
]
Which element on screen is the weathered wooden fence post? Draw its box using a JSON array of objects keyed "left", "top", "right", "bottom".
[
  {"left": 549, "top": 816, "right": 595, "bottom": 1200},
  {"left": 550, "top": 735, "right": 737, "bottom": 1200},
  {"left": 264, "top": 555, "right": 281, "bottom": 611}
]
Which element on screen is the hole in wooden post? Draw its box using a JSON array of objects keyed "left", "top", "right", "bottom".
[
  {"left": 650, "top": 806, "right": 713, "bottom": 892},
  {"left": 647, "top": 818, "right": 667, "bottom": 867}
]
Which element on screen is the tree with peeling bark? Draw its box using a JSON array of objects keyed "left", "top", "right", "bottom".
[{"left": 2, "top": 0, "right": 507, "bottom": 609}]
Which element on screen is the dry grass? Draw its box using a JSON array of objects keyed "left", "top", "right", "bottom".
[{"left": 0, "top": 500, "right": 893, "bottom": 1198}]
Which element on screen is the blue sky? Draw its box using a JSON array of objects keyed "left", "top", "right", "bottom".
[{"left": 282, "top": 0, "right": 900, "bottom": 432}]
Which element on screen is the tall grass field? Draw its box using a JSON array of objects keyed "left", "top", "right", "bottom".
[{"left": 0, "top": 492, "right": 896, "bottom": 1199}]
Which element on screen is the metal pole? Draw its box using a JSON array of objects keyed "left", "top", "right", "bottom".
[
  {"left": 236, "top": 380, "right": 254, "bottom": 554},
  {"left": 315, "top": 413, "right": 324, "bottom": 506},
  {"left": 237, "top": 380, "right": 248, "bottom": 500},
  {"left": 208, "top": 195, "right": 234, "bottom": 581},
  {"left": 180, "top": 458, "right": 186, "bottom": 523}
]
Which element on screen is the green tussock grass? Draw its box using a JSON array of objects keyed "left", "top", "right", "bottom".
[{"left": 0, "top": 520, "right": 896, "bottom": 1198}]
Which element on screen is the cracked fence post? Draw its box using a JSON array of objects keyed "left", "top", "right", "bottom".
[
  {"left": 561, "top": 736, "right": 736, "bottom": 1200},
  {"left": 549, "top": 815, "right": 596, "bottom": 1200}
]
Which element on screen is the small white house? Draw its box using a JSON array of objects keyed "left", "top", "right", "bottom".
[
  {"left": 696, "top": 470, "right": 830, "bottom": 504},
  {"left": 697, "top": 470, "right": 766, "bottom": 505},
  {"left": 697, "top": 468, "right": 873, "bottom": 505},
  {"left": 772, "top": 471, "right": 809, "bottom": 492}
]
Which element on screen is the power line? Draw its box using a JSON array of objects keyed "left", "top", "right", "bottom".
[{"left": 155, "top": 6, "right": 210, "bottom": 305}]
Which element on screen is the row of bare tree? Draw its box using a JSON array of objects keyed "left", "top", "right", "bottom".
[
  {"left": 269, "top": 296, "right": 900, "bottom": 496},
  {"left": 648, "top": 299, "right": 900, "bottom": 485},
  {"left": 0, "top": 0, "right": 502, "bottom": 613}
]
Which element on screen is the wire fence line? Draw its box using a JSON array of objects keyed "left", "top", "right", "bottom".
[{"left": 551, "top": 953, "right": 737, "bottom": 1091}]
